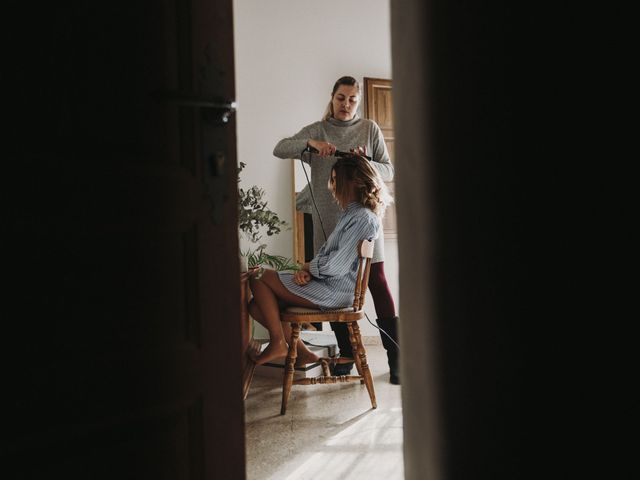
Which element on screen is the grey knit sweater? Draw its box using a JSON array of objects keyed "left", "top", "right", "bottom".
[{"left": 273, "top": 115, "right": 393, "bottom": 263}]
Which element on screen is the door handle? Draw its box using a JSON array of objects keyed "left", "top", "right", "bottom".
[
  {"left": 155, "top": 91, "right": 237, "bottom": 124},
  {"left": 154, "top": 91, "right": 235, "bottom": 224}
]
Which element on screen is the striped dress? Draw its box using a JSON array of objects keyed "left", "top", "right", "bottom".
[{"left": 278, "top": 202, "right": 379, "bottom": 309}]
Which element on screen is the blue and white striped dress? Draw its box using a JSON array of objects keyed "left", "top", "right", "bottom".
[{"left": 278, "top": 202, "right": 379, "bottom": 309}]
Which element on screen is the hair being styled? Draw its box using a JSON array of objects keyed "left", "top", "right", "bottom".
[
  {"left": 329, "top": 155, "right": 392, "bottom": 216},
  {"left": 322, "top": 76, "right": 360, "bottom": 121}
]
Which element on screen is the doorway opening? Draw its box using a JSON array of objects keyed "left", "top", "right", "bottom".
[{"left": 233, "top": 1, "right": 404, "bottom": 478}]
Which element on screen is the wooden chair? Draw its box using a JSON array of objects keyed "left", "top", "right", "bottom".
[{"left": 279, "top": 239, "right": 376, "bottom": 415}]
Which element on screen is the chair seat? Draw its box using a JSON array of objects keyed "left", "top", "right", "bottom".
[
  {"left": 281, "top": 307, "right": 364, "bottom": 324},
  {"left": 283, "top": 306, "right": 355, "bottom": 314}
]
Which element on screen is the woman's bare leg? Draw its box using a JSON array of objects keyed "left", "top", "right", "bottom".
[
  {"left": 247, "top": 299, "right": 263, "bottom": 325},
  {"left": 248, "top": 273, "right": 288, "bottom": 365},
  {"left": 281, "top": 322, "right": 321, "bottom": 365},
  {"left": 249, "top": 269, "right": 322, "bottom": 365},
  {"left": 248, "top": 301, "right": 319, "bottom": 365}
]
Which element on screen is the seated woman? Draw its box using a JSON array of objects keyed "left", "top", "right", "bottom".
[{"left": 248, "top": 154, "right": 391, "bottom": 365}]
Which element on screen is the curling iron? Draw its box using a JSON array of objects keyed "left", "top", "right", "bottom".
[{"left": 303, "top": 145, "right": 372, "bottom": 161}]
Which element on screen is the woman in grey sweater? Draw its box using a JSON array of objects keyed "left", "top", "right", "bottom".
[{"left": 273, "top": 76, "right": 400, "bottom": 384}]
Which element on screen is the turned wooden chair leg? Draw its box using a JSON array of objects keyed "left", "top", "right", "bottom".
[
  {"left": 351, "top": 322, "right": 377, "bottom": 409},
  {"left": 321, "top": 358, "right": 331, "bottom": 377},
  {"left": 347, "top": 323, "right": 365, "bottom": 383},
  {"left": 281, "top": 322, "right": 300, "bottom": 415}
]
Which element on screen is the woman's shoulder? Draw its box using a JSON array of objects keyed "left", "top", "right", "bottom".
[
  {"left": 354, "top": 205, "right": 380, "bottom": 239},
  {"left": 346, "top": 203, "right": 379, "bottom": 225},
  {"left": 363, "top": 206, "right": 380, "bottom": 228},
  {"left": 357, "top": 118, "right": 380, "bottom": 129},
  {"left": 352, "top": 118, "right": 383, "bottom": 139},
  {"left": 339, "top": 205, "right": 379, "bottom": 239},
  {"left": 302, "top": 120, "right": 324, "bottom": 131}
]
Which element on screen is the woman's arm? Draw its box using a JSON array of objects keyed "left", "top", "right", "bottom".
[{"left": 273, "top": 122, "right": 321, "bottom": 161}]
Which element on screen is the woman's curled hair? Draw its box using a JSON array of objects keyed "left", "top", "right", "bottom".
[{"left": 330, "top": 155, "right": 393, "bottom": 216}]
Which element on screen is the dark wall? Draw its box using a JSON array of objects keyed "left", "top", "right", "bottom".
[
  {"left": 391, "top": 1, "right": 565, "bottom": 478},
  {"left": 393, "top": 0, "right": 600, "bottom": 477},
  {"left": 3, "top": 3, "right": 246, "bottom": 478}
]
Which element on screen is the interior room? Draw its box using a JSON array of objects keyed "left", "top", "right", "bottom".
[
  {"left": 233, "top": 0, "right": 398, "bottom": 343},
  {"left": 233, "top": 2, "right": 404, "bottom": 477},
  {"left": 6, "top": 0, "right": 524, "bottom": 479}
]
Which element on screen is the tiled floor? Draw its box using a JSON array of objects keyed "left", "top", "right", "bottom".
[{"left": 244, "top": 344, "right": 404, "bottom": 480}]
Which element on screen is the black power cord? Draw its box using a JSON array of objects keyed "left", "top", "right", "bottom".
[
  {"left": 299, "top": 147, "right": 328, "bottom": 241},
  {"left": 365, "top": 313, "right": 399, "bottom": 349}
]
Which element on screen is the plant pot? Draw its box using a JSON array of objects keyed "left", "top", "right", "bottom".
[{"left": 239, "top": 254, "right": 248, "bottom": 273}]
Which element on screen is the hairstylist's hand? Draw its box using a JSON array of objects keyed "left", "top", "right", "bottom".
[
  {"left": 350, "top": 145, "right": 367, "bottom": 156},
  {"left": 308, "top": 140, "right": 336, "bottom": 157},
  {"left": 293, "top": 269, "right": 311, "bottom": 286}
]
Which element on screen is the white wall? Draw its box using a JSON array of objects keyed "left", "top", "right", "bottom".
[{"left": 233, "top": 0, "right": 395, "bottom": 338}]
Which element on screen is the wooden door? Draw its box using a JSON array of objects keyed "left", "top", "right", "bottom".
[
  {"left": 3, "top": 2, "right": 245, "bottom": 479},
  {"left": 363, "top": 77, "right": 397, "bottom": 239}
]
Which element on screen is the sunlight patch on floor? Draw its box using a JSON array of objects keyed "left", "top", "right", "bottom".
[
  {"left": 326, "top": 407, "right": 403, "bottom": 447},
  {"left": 245, "top": 345, "right": 404, "bottom": 480},
  {"left": 279, "top": 408, "right": 404, "bottom": 480}
]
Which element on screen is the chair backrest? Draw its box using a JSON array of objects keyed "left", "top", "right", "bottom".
[{"left": 352, "top": 239, "right": 374, "bottom": 311}]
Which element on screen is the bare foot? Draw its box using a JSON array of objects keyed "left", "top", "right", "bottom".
[
  {"left": 295, "top": 345, "right": 320, "bottom": 366},
  {"left": 245, "top": 340, "right": 262, "bottom": 361},
  {"left": 251, "top": 339, "right": 288, "bottom": 365}
]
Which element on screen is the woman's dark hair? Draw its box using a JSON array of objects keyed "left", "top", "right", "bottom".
[
  {"left": 329, "top": 155, "right": 392, "bottom": 215},
  {"left": 322, "top": 76, "right": 361, "bottom": 120},
  {"left": 331, "top": 76, "right": 359, "bottom": 95}
]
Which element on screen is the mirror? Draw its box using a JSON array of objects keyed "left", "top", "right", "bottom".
[{"left": 292, "top": 161, "right": 316, "bottom": 266}]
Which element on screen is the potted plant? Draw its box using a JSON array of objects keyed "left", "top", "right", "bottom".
[{"left": 237, "top": 162, "right": 299, "bottom": 273}]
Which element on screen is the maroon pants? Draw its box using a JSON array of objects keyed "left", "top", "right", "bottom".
[{"left": 367, "top": 261, "right": 396, "bottom": 319}]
